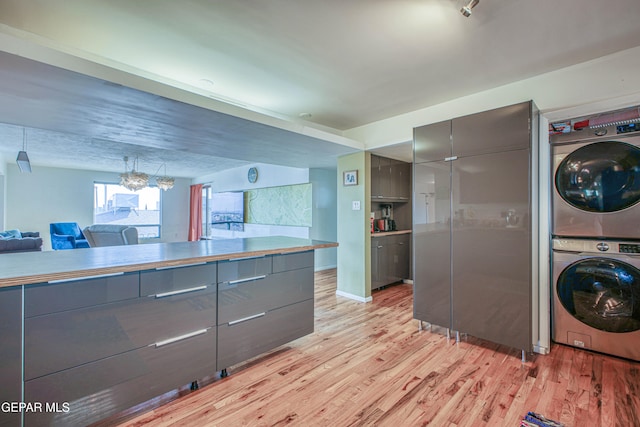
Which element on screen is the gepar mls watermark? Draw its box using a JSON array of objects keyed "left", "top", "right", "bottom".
[{"left": 1, "top": 401, "right": 70, "bottom": 413}]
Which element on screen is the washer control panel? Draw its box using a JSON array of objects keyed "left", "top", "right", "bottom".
[{"left": 620, "top": 243, "right": 640, "bottom": 254}]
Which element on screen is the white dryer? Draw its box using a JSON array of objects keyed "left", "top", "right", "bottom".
[
  {"left": 551, "top": 120, "right": 640, "bottom": 239},
  {"left": 552, "top": 238, "right": 640, "bottom": 361}
]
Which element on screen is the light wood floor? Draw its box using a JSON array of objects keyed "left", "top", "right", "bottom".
[{"left": 108, "top": 269, "right": 640, "bottom": 427}]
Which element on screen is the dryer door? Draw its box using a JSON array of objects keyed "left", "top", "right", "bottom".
[
  {"left": 557, "top": 257, "right": 640, "bottom": 332},
  {"left": 555, "top": 141, "right": 640, "bottom": 213}
]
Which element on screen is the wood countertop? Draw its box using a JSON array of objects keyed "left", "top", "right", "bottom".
[
  {"left": 371, "top": 229, "right": 412, "bottom": 237},
  {"left": 0, "top": 236, "right": 338, "bottom": 289}
]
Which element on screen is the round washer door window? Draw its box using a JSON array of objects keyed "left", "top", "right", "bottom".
[
  {"left": 557, "top": 257, "right": 640, "bottom": 333},
  {"left": 555, "top": 141, "right": 640, "bottom": 213}
]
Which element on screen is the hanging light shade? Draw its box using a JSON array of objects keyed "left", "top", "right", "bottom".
[
  {"left": 153, "top": 163, "right": 175, "bottom": 191},
  {"left": 156, "top": 176, "right": 175, "bottom": 191},
  {"left": 120, "top": 156, "right": 149, "bottom": 191},
  {"left": 16, "top": 128, "right": 32, "bottom": 173}
]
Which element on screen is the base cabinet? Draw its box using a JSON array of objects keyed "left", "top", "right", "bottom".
[
  {"left": 0, "top": 249, "right": 316, "bottom": 427},
  {"left": 371, "top": 234, "right": 411, "bottom": 290}
]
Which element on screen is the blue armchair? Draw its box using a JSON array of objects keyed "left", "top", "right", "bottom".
[{"left": 50, "top": 222, "right": 90, "bottom": 250}]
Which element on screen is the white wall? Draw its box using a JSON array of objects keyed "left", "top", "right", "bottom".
[
  {"left": 5, "top": 164, "right": 190, "bottom": 250},
  {"left": 0, "top": 153, "right": 6, "bottom": 229},
  {"left": 309, "top": 168, "right": 337, "bottom": 271}
]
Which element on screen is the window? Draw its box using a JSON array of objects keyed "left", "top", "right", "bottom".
[{"left": 94, "top": 182, "right": 162, "bottom": 239}]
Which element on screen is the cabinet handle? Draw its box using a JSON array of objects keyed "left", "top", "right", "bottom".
[
  {"left": 154, "top": 285, "right": 208, "bottom": 298},
  {"left": 231, "top": 255, "right": 266, "bottom": 261},
  {"left": 228, "top": 275, "right": 267, "bottom": 285},
  {"left": 48, "top": 272, "right": 124, "bottom": 284},
  {"left": 377, "top": 245, "right": 383, "bottom": 249},
  {"left": 444, "top": 156, "right": 458, "bottom": 162},
  {"left": 228, "top": 312, "right": 266, "bottom": 326},
  {"left": 154, "top": 328, "right": 209, "bottom": 348},
  {"left": 155, "top": 262, "right": 207, "bottom": 270}
]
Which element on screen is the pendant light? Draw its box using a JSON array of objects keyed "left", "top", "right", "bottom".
[
  {"left": 120, "top": 156, "right": 149, "bottom": 191},
  {"left": 16, "top": 128, "right": 32, "bottom": 173}
]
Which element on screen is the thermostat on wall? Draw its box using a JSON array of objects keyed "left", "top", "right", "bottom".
[{"left": 248, "top": 167, "right": 258, "bottom": 183}]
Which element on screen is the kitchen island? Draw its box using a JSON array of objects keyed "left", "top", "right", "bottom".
[{"left": 0, "top": 237, "right": 336, "bottom": 427}]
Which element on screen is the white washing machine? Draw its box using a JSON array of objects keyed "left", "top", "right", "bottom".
[
  {"left": 551, "top": 120, "right": 640, "bottom": 239},
  {"left": 552, "top": 238, "right": 640, "bottom": 361}
]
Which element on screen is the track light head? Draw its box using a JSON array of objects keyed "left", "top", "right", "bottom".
[{"left": 461, "top": 0, "right": 479, "bottom": 17}]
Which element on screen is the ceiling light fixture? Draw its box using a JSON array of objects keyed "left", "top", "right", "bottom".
[
  {"left": 153, "top": 163, "right": 175, "bottom": 191},
  {"left": 120, "top": 156, "right": 149, "bottom": 191},
  {"left": 16, "top": 128, "right": 32, "bottom": 173},
  {"left": 460, "top": 0, "right": 479, "bottom": 17}
]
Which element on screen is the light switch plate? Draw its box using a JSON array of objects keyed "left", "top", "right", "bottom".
[{"left": 352, "top": 201, "right": 361, "bottom": 210}]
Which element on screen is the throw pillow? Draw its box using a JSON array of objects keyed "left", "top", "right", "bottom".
[{"left": 0, "top": 229, "right": 21, "bottom": 239}]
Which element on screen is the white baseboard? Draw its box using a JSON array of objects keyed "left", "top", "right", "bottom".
[
  {"left": 314, "top": 264, "right": 337, "bottom": 272},
  {"left": 335, "top": 290, "right": 373, "bottom": 303},
  {"left": 402, "top": 279, "right": 413, "bottom": 284}
]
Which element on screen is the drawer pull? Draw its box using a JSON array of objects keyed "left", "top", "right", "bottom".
[
  {"left": 228, "top": 275, "right": 267, "bottom": 285},
  {"left": 48, "top": 272, "right": 124, "bottom": 284},
  {"left": 155, "top": 262, "right": 207, "bottom": 270},
  {"left": 230, "top": 255, "right": 266, "bottom": 261},
  {"left": 154, "top": 328, "right": 209, "bottom": 347},
  {"left": 228, "top": 312, "right": 266, "bottom": 326},
  {"left": 154, "top": 285, "right": 208, "bottom": 298}
]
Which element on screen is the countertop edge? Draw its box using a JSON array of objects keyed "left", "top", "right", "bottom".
[{"left": 0, "top": 238, "right": 338, "bottom": 289}]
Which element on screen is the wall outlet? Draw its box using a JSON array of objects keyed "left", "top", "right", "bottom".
[{"left": 352, "top": 201, "right": 361, "bottom": 210}]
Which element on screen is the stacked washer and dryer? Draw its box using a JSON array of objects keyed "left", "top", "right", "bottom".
[{"left": 550, "top": 106, "right": 640, "bottom": 361}]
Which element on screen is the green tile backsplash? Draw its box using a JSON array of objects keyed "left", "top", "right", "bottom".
[{"left": 246, "top": 183, "right": 312, "bottom": 227}]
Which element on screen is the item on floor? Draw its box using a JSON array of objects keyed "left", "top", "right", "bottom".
[
  {"left": 50, "top": 222, "right": 90, "bottom": 250},
  {"left": 0, "top": 230, "right": 43, "bottom": 254},
  {"left": 83, "top": 224, "right": 139, "bottom": 247},
  {"left": 520, "top": 411, "right": 564, "bottom": 427}
]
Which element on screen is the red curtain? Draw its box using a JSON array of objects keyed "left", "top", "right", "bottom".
[{"left": 188, "top": 184, "right": 203, "bottom": 241}]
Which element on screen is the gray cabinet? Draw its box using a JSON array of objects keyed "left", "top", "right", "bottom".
[
  {"left": 413, "top": 101, "right": 535, "bottom": 352},
  {"left": 217, "top": 251, "right": 314, "bottom": 369},
  {"left": 0, "top": 287, "right": 21, "bottom": 427},
  {"left": 371, "top": 154, "right": 410, "bottom": 201},
  {"left": 371, "top": 234, "right": 411, "bottom": 290},
  {"left": 24, "top": 264, "right": 218, "bottom": 426}
]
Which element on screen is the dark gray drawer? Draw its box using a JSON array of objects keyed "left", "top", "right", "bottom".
[
  {"left": 217, "top": 299, "right": 313, "bottom": 369},
  {"left": 25, "top": 272, "right": 139, "bottom": 317},
  {"left": 218, "top": 267, "right": 313, "bottom": 325},
  {"left": 24, "top": 328, "right": 216, "bottom": 427},
  {"left": 217, "top": 255, "right": 272, "bottom": 283},
  {"left": 140, "top": 262, "right": 217, "bottom": 296},
  {"left": 272, "top": 250, "right": 314, "bottom": 273},
  {"left": 25, "top": 286, "right": 216, "bottom": 380}
]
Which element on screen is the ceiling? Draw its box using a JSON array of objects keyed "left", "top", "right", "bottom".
[{"left": 0, "top": 0, "right": 640, "bottom": 176}]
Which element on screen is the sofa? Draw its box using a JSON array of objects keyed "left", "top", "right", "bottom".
[
  {"left": 0, "top": 230, "right": 43, "bottom": 254},
  {"left": 83, "top": 224, "right": 139, "bottom": 247}
]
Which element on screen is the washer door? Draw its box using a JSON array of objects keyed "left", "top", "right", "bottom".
[
  {"left": 557, "top": 257, "right": 640, "bottom": 332},
  {"left": 555, "top": 141, "right": 640, "bottom": 213}
]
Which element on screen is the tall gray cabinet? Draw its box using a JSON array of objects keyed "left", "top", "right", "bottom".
[{"left": 413, "top": 101, "right": 537, "bottom": 353}]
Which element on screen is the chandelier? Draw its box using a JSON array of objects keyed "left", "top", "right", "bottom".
[
  {"left": 120, "top": 156, "right": 149, "bottom": 191},
  {"left": 119, "top": 156, "right": 175, "bottom": 191},
  {"left": 154, "top": 163, "right": 175, "bottom": 191}
]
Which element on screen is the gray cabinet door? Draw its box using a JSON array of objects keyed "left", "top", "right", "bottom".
[
  {"left": 371, "top": 237, "right": 389, "bottom": 290},
  {"left": 413, "top": 160, "right": 452, "bottom": 328},
  {"left": 391, "top": 161, "right": 411, "bottom": 200},
  {"left": 0, "top": 287, "right": 21, "bottom": 427},
  {"left": 414, "top": 120, "right": 451, "bottom": 163},
  {"left": 393, "top": 234, "right": 410, "bottom": 281},
  {"left": 371, "top": 155, "right": 392, "bottom": 199},
  {"left": 25, "top": 329, "right": 216, "bottom": 427},
  {"left": 217, "top": 299, "right": 313, "bottom": 369},
  {"left": 451, "top": 149, "right": 532, "bottom": 350},
  {"left": 452, "top": 101, "right": 531, "bottom": 157},
  {"left": 140, "top": 262, "right": 217, "bottom": 296}
]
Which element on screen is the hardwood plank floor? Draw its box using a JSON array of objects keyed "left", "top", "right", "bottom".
[{"left": 108, "top": 269, "right": 640, "bottom": 427}]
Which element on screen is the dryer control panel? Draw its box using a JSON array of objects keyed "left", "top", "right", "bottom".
[{"left": 620, "top": 243, "right": 640, "bottom": 254}]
